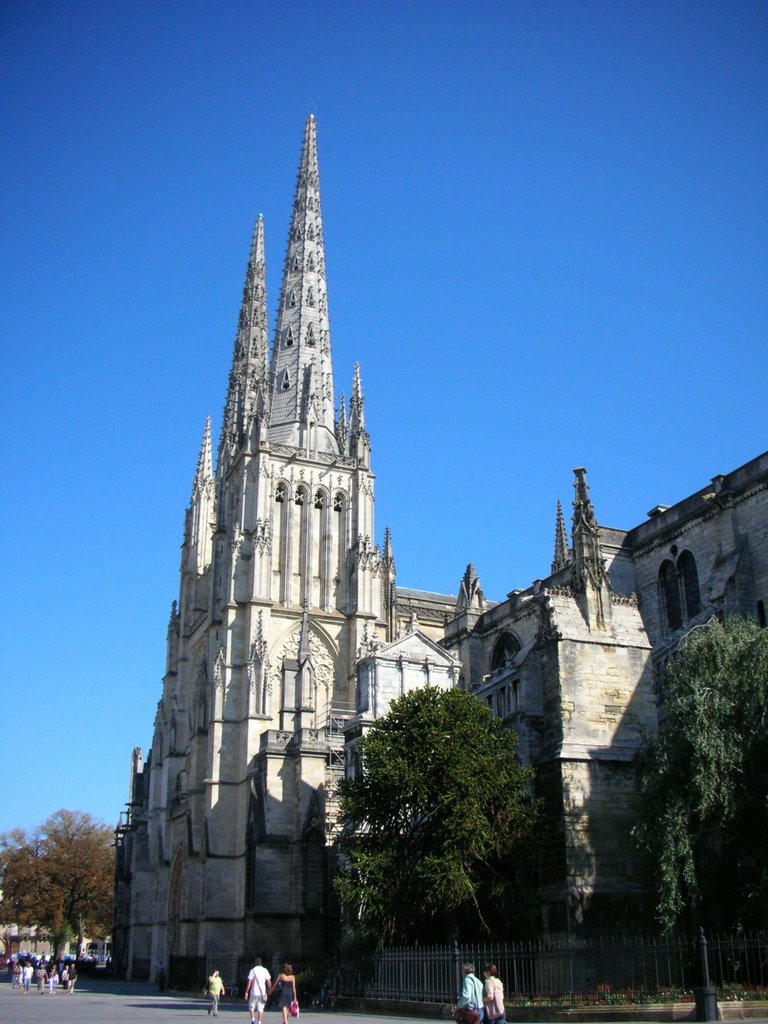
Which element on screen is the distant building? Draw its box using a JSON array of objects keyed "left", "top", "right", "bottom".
[{"left": 113, "top": 117, "right": 768, "bottom": 978}]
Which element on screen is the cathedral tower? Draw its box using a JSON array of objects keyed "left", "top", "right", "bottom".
[{"left": 114, "top": 117, "right": 391, "bottom": 978}]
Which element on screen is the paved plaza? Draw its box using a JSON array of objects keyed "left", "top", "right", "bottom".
[
  {"left": 3, "top": 975, "right": 768, "bottom": 1024},
  {"left": 0, "top": 974, "right": 423, "bottom": 1024}
]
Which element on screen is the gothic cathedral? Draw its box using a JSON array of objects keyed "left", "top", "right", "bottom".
[{"left": 114, "top": 117, "right": 768, "bottom": 978}]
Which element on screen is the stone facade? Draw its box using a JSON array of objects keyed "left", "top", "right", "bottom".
[
  {"left": 437, "top": 457, "right": 767, "bottom": 935},
  {"left": 114, "top": 117, "right": 768, "bottom": 975}
]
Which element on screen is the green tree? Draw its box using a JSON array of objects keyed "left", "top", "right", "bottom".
[
  {"left": 335, "top": 687, "right": 538, "bottom": 947},
  {"left": 633, "top": 616, "right": 768, "bottom": 931},
  {"left": 0, "top": 809, "right": 114, "bottom": 955}
]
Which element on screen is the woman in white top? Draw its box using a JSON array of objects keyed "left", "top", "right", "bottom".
[{"left": 482, "top": 964, "right": 505, "bottom": 1024}]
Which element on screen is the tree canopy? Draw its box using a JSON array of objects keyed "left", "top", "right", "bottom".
[
  {"left": 0, "top": 809, "right": 114, "bottom": 954},
  {"left": 335, "top": 686, "right": 538, "bottom": 947},
  {"left": 633, "top": 616, "right": 768, "bottom": 931}
]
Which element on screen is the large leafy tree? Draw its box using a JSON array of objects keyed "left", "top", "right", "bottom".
[
  {"left": 0, "top": 809, "right": 114, "bottom": 955},
  {"left": 335, "top": 687, "right": 538, "bottom": 946},
  {"left": 633, "top": 616, "right": 768, "bottom": 931}
]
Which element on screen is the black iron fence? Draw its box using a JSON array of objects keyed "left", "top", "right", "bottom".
[{"left": 335, "top": 933, "right": 768, "bottom": 1005}]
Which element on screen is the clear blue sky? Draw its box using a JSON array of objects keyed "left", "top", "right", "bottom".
[{"left": 2, "top": 0, "right": 766, "bottom": 834}]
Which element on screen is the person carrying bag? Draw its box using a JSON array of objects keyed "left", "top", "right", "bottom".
[{"left": 456, "top": 962, "right": 484, "bottom": 1024}]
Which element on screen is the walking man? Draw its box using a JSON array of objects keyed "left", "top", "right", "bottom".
[{"left": 244, "top": 957, "right": 271, "bottom": 1024}]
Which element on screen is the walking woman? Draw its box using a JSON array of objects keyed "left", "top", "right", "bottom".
[
  {"left": 482, "top": 964, "right": 505, "bottom": 1024},
  {"left": 272, "top": 963, "right": 298, "bottom": 1024},
  {"left": 206, "top": 969, "right": 226, "bottom": 1016}
]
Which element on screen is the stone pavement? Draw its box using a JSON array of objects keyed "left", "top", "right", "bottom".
[
  {"left": 3, "top": 977, "right": 767, "bottom": 1024},
  {"left": 0, "top": 974, "right": 422, "bottom": 1024}
]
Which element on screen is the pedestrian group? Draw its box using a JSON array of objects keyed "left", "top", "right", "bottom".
[
  {"left": 203, "top": 956, "right": 299, "bottom": 1020},
  {"left": 7, "top": 956, "right": 78, "bottom": 994}
]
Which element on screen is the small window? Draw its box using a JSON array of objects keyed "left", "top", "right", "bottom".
[
  {"left": 288, "top": 290, "right": 297, "bottom": 308},
  {"left": 307, "top": 253, "right": 315, "bottom": 271},
  {"left": 295, "top": 488, "right": 306, "bottom": 506},
  {"left": 285, "top": 327, "right": 294, "bottom": 347},
  {"left": 306, "top": 324, "right": 315, "bottom": 346},
  {"left": 307, "top": 225, "right": 315, "bottom": 241},
  {"left": 281, "top": 369, "right": 290, "bottom": 391},
  {"left": 275, "top": 483, "right": 286, "bottom": 503},
  {"left": 314, "top": 491, "right": 325, "bottom": 509},
  {"left": 307, "top": 287, "right": 315, "bottom": 307},
  {"left": 333, "top": 493, "right": 345, "bottom": 512},
  {"left": 291, "top": 255, "right": 300, "bottom": 271}
]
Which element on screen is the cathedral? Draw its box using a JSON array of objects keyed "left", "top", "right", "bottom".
[{"left": 113, "top": 117, "right": 768, "bottom": 979}]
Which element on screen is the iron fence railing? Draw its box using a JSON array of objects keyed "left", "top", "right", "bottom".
[{"left": 335, "top": 933, "right": 768, "bottom": 1005}]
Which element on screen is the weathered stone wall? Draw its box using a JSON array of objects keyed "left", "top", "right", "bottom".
[{"left": 628, "top": 452, "right": 768, "bottom": 648}]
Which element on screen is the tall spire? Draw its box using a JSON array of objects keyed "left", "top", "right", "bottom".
[
  {"left": 193, "top": 417, "right": 213, "bottom": 495},
  {"left": 335, "top": 391, "right": 348, "bottom": 451},
  {"left": 551, "top": 499, "right": 570, "bottom": 574},
  {"left": 220, "top": 214, "right": 270, "bottom": 462},
  {"left": 187, "top": 417, "right": 215, "bottom": 575},
  {"left": 349, "top": 362, "right": 365, "bottom": 433},
  {"left": 347, "top": 362, "right": 370, "bottom": 465},
  {"left": 269, "top": 115, "right": 337, "bottom": 454}
]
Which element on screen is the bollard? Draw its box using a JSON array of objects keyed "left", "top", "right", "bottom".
[{"left": 693, "top": 927, "right": 718, "bottom": 1022}]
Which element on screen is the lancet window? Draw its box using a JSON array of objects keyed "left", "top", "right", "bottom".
[
  {"left": 333, "top": 492, "right": 348, "bottom": 609},
  {"left": 272, "top": 482, "right": 289, "bottom": 604},
  {"left": 677, "top": 550, "right": 701, "bottom": 618},
  {"left": 659, "top": 559, "right": 682, "bottom": 631},
  {"left": 659, "top": 549, "right": 702, "bottom": 632}
]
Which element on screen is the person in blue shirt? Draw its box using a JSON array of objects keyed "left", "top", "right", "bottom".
[{"left": 457, "top": 963, "right": 484, "bottom": 1023}]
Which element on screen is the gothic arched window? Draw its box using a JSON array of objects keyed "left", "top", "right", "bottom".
[
  {"left": 285, "top": 326, "right": 294, "bottom": 347},
  {"left": 659, "top": 559, "right": 682, "bottom": 631},
  {"left": 295, "top": 487, "right": 307, "bottom": 506},
  {"left": 491, "top": 632, "right": 521, "bottom": 672},
  {"left": 307, "top": 287, "right": 315, "bottom": 307},
  {"left": 677, "top": 550, "right": 701, "bottom": 619}
]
